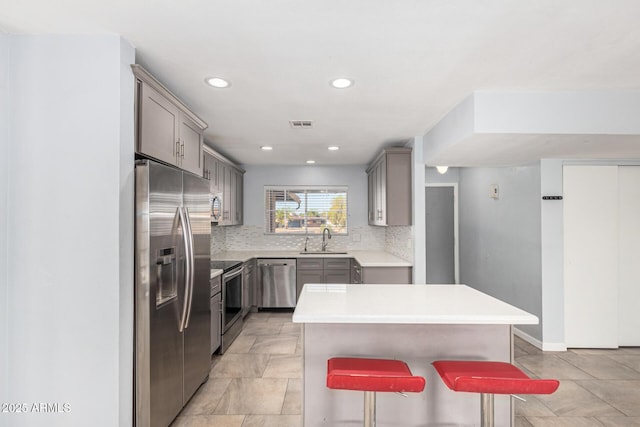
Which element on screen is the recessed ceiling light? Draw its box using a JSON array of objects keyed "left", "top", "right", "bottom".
[
  {"left": 306, "top": 160, "right": 316, "bottom": 164},
  {"left": 328, "top": 146, "right": 340, "bottom": 151},
  {"left": 261, "top": 146, "right": 273, "bottom": 151},
  {"left": 330, "top": 78, "right": 354, "bottom": 89},
  {"left": 436, "top": 166, "right": 449, "bottom": 174},
  {"left": 205, "top": 77, "right": 230, "bottom": 88}
]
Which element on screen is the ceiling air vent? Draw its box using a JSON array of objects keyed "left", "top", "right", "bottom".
[{"left": 289, "top": 120, "right": 313, "bottom": 128}]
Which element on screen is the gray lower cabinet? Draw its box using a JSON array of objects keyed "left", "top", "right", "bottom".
[
  {"left": 242, "top": 259, "right": 256, "bottom": 316},
  {"left": 351, "top": 259, "right": 362, "bottom": 284},
  {"left": 210, "top": 275, "right": 222, "bottom": 354},
  {"left": 297, "top": 258, "right": 351, "bottom": 299},
  {"left": 361, "top": 266, "right": 412, "bottom": 284}
]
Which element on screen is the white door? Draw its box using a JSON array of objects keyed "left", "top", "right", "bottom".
[
  {"left": 618, "top": 166, "right": 640, "bottom": 346},
  {"left": 563, "top": 165, "right": 619, "bottom": 348}
]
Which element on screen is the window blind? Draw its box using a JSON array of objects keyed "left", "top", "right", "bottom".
[{"left": 264, "top": 186, "right": 348, "bottom": 235}]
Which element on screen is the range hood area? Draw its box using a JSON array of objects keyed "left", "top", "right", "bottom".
[{"left": 423, "top": 90, "right": 640, "bottom": 168}]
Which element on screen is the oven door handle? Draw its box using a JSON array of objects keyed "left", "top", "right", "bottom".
[{"left": 223, "top": 266, "right": 244, "bottom": 281}]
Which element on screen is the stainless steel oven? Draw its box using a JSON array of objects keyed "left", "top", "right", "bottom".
[{"left": 213, "top": 261, "right": 243, "bottom": 353}]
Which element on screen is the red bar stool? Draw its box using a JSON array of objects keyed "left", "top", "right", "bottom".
[
  {"left": 432, "top": 360, "right": 559, "bottom": 427},
  {"left": 327, "top": 357, "right": 426, "bottom": 427}
]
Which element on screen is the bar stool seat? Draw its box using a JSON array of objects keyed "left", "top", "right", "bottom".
[
  {"left": 328, "top": 357, "right": 425, "bottom": 427},
  {"left": 432, "top": 360, "right": 559, "bottom": 427}
]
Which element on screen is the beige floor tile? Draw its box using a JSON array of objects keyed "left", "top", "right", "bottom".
[
  {"left": 266, "top": 311, "right": 294, "bottom": 323},
  {"left": 597, "top": 416, "right": 640, "bottom": 426},
  {"left": 605, "top": 354, "right": 640, "bottom": 373},
  {"left": 517, "top": 354, "right": 594, "bottom": 380},
  {"left": 535, "top": 381, "right": 621, "bottom": 417},
  {"left": 250, "top": 336, "right": 298, "bottom": 355},
  {"left": 281, "top": 379, "right": 302, "bottom": 415},
  {"left": 263, "top": 354, "right": 302, "bottom": 379},
  {"left": 211, "top": 354, "right": 270, "bottom": 378},
  {"left": 556, "top": 352, "right": 640, "bottom": 379},
  {"left": 241, "top": 414, "right": 301, "bottom": 427},
  {"left": 516, "top": 416, "right": 535, "bottom": 427},
  {"left": 279, "top": 322, "right": 301, "bottom": 336},
  {"left": 515, "top": 395, "right": 557, "bottom": 417},
  {"left": 171, "top": 415, "right": 245, "bottom": 427},
  {"left": 183, "top": 378, "right": 232, "bottom": 415},
  {"left": 525, "top": 416, "right": 606, "bottom": 426},
  {"left": 577, "top": 380, "right": 640, "bottom": 416},
  {"left": 241, "top": 322, "right": 283, "bottom": 336},
  {"left": 618, "top": 347, "right": 640, "bottom": 355},
  {"left": 570, "top": 348, "right": 624, "bottom": 356},
  {"left": 226, "top": 336, "right": 257, "bottom": 354},
  {"left": 515, "top": 337, "right": 545, "bottom": 356},
  {"left": 214, "top": 378, "right": 288, "bottom": 415}
]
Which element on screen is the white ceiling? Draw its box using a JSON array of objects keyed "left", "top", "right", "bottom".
[{"left": 3, "top": 0, "right": 640, "bottom": 166}]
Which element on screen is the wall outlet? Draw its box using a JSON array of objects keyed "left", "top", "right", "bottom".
[
  {"left": 407, "top": 238, "right": 412, "bottom": 249},
  {"left": 352, "top": 233, "right": 361, "bottom": 242}
]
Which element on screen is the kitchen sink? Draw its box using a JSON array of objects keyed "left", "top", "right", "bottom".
[{"left": 299, "top": 251, "right": 348, "bottom": 255}]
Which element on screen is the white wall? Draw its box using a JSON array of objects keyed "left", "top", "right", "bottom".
[
  {"left": 458, "top": 164, "right": 543, "bottom": 340},
  {"left": 540, "top": 159, "right": 565, "bottom": 349},
  {"left": 0, "top": 31, "right": 9, "bottom": 413},
  {"left": 4, "top": 35, "right": 134, "bottom": 427}
]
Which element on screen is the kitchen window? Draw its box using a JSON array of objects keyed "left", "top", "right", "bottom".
[{"left": 264, "top": 186, "right": 348, "bottom": 235}]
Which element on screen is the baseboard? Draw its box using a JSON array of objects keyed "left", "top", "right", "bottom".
[{"left": 514, "top": 328, "right": 567, "bottom": 352}]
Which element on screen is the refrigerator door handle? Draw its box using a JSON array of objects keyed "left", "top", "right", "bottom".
[
  {"left": 177, "top": 207, "right": 191, "bottom": 333},
  {"left": 183, "top": 207, "right": 196, "bottom": 329}
]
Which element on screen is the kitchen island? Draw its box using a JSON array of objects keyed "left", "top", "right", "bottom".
[{"left": 292, "top": 284, "right": 538, "bottom": 427}]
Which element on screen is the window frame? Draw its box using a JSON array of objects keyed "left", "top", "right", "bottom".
[{"left": 263, "top": 185, "right": 349, "bottom": 235}]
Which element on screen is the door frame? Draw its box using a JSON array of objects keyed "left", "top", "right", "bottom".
[{"left": 425, "top": 183, "right": 460, "bottom": 284}]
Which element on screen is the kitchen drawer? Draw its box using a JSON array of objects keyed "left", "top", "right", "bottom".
[
  {"left": 324, "top": 258, "right": 350, "bottom": 270},
  {"left": 297, "top": 258, "right": 324, "bottom": 269},
  {"left": 325, "top": 270, "right": 351, "bottom": 284}
]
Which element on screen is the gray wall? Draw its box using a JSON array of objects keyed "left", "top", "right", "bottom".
[
  {"left": 0, "top": 32, "right": 8, "bottom": 413},
  {"left": 242, "top": 164, "right": 368, "bottom": 227},
  {"left": 459, "top": 164, "right": 543, "bottom": 340},
  {"left": 4, "top": 35, "right": 134, "bottom": 427},
  {"left": 426, "top": 166, "right": 460, "bottom": 184}
]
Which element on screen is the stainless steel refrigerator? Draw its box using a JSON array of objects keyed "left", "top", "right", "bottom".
[{"left": 134, "top": 159, "right": 211, "bottom": 427}]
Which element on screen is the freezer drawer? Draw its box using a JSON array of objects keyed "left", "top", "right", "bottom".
[{"left": 258, "top": 259, "right": 297, "bottom": 308}]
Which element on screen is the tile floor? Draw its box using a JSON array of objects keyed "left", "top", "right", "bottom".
[{"left": 173, "top": 311, "right": 640, "bottom": 426}]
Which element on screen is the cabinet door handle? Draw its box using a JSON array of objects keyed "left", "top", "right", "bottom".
[
  {"left": 180, "top": 141, "right": 185, "bottom": 159},
  {"left": 176, "top": 141, "right": 181, "bottom": 159}
]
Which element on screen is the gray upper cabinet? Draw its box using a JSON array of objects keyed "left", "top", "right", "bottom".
[
  {"left": 204, "top": 146, "right": 244, "bottom": 226},
  {"left": 132, "top": 65, "right": 206, "bottom": 176},
  {"left": 366, "top": 147, "right": 412, "bottom": 226}
]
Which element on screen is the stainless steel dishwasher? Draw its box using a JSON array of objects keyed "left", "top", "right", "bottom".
[{"left": 258, "top": 259, "right": 297, "bottom": 308}]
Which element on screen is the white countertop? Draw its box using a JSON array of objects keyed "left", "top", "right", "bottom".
[
  {"left": 211, "top": 250, "right": 412, "bottom": 267},
  {"left": 292, "top": 284, "right": 538, "bottom": 325},
  {"left": 210, "top": 268, "right": 223, "bottom": 279}
]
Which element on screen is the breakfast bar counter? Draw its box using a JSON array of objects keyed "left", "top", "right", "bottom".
[{"left": 292, "top": 284, "right": 538, "bottom": 426}]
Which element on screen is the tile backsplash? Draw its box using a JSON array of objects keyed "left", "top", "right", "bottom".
[
  {"left": 211, "top": 224, "right": 413, "bottom": 263},
  {"left": 211, "top": 225, "right": 384, "bottom": 252},
  {"left": 385, "top": 225, "right": 414, "bottom": 262}
]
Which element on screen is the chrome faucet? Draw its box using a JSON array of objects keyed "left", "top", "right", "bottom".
[
  {"left": 304, "top": 236, "right": 309, "bottom": 252},
  {"left": 321, "top": 227, "right": 332, "bottom": 252}
]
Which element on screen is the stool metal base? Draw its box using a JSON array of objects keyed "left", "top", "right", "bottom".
[
  {"left": 480, "top": 393, "right": 494, "bottom": 427},
  {"left": 364, "top": 391, "right": 376, "bottom": 427}
]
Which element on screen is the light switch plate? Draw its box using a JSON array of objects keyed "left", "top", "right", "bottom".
[
  {"left": 489, "top": 184, "right": 499, "bottom": 199},
  {"left": 352, "top": 233, "right": 361, "bottom": 242}
]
